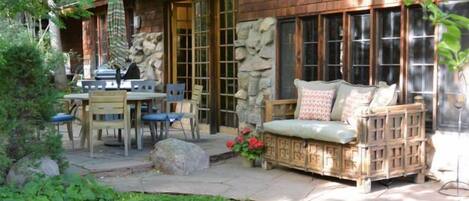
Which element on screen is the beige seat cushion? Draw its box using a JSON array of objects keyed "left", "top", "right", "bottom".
[
  {"left": 330, "top": 82, "right": 376, "bottom": 121},
  {"left": 294, "top": 79, "right": 344, "bottom": 118},
  {"left": 263, "top": 119, "right": 356, "bottom": 144},
  {"left": 370, "top": 81, "right": 398, "bottom": 108}
]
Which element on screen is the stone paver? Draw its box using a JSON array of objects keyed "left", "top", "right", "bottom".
[
  {"left": 100, "top": 157, "right": 465, "bottom": 201},
  {"left": 61, "top": 123, "right": 233, "bottom": 176}
]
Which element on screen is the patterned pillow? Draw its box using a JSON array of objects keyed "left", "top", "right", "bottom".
[
  {"left": 341, "top": 90, "right": 374, "bottom": 123},
  {"left": 298, "top": 89, "right": 335, "bottom": 121}
]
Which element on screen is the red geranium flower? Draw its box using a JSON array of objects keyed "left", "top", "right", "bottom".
[
  {"left": 240, "top": 127, "right": 252, "bottom": 135},
  {"left": 226, "top": 140, "right": 235, "bottom": 150},
  {"left": 235, "top": 135, "right": 244, "bottom": 143},
  {"left": 248, "top": 137, "right": 259, "bottom": 149}
]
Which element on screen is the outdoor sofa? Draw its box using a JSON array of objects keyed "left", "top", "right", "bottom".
[{"left": 261, "top": 79, "right": 426, "bottom": 193}]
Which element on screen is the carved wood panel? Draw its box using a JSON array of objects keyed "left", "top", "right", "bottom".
[
  {"left": 263, "top": 133, "right": 276, "bottom": 160},
  {"left": 323, "top": 144, "right": 341, "bottom": 174},
  {"left": 306, "top": 142, "right": 323, "bottom": 171},
  {"left": 277, "top": 137, "right": 291, "bottom": 163}
]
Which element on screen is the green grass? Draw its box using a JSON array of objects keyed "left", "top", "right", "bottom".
[{"left": 117, "top": 192, "right": 230, "bottom": 201}]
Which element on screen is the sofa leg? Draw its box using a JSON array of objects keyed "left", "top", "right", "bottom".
[
  {"left": 262, "top": 159, "right": 273, "bottom": 170},
  {"left": 414, "top": 173, "right": 425, "bottom": 184},
  {"left": 357, "top": 178, "right": 372, "bottom": 194}
]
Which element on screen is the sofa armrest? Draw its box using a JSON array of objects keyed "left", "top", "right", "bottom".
[
  {"left": 355, "top": 103, "right": 426, "bottom": 146},
  {"left": 264, "top": 99, "right": 297, "bottom": 122}
]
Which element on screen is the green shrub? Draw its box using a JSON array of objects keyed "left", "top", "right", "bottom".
[
  {"left": 0, "top": 42, "right": 65, "bottom": 181},
  {"left": 0, "top": 174, "right": 117, "bottom": 201},
  {"left": 0, "top": 174, "right": 229, "bottom": 201}
]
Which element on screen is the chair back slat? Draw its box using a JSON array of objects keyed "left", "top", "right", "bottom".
[
  {"left": 131, "top": 80, "right": 156, "bottom": 92},
  {"left": 191, "top": 85, "right": 203, "bottom": 105},
  {"left": 166, "top": 84, "right": 185, "bottom": 103},
  {"left": 89, "top": 91, "right": 127, "bottom": 115},
  {"left": 82, "top": 80, "right": 107, "bottom": 93}
]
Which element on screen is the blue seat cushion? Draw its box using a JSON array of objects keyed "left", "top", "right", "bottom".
[
  {"left": 51, "top": 113, "right": 74, "bottom": 123},
  {"left": 142, "top": 113, "right": 184, "bottom": 122},
  {"left": 142, "top": 113, "right": 167, "bottom": 121}
]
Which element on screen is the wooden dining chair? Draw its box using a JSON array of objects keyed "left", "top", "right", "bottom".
[
  {"left": 183, "top": 85, "right": 203, "bottom": 140},
  {"left": 88, "top": 91, "right": 130, "bottom": 157},
  {"left": 142, "top": 83, "right": 186, "bottom": 142}
]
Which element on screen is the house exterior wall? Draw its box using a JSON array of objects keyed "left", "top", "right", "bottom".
[
  {"left": 134, "top": 0, "right": 165, "bottom": 33},
  {"left": 238, "top": 0, "right": 401, "bottom": 22}
]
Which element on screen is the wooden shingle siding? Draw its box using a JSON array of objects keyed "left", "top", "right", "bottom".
[
  {"left": 238, "top": 0, "right": 401, "bottom": 21},
  {"left": 134, "top": 0, "right": 165, "bottom": 33}
]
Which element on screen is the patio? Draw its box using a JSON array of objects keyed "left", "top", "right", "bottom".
[
  {"left": 61, "top": 123, "right": 234, "bottom": 177},
  {"left": 57, "top": 123, "right": 464, "bottom": 201},
  {"left": 99, "top": 157, "right": 455, "bottom": 201}
]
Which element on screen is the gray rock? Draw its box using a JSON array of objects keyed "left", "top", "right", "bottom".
[
  {"left": 155, "top": 42, "right": 164, "bottom": 52},
  {"left": 249, "top": 71, "right": 261, "bottom": 77},
  {"left": 255, "top": 94, "right": 264, "bottom": 106},
  {"left": 245, "top": 29, "right": 261, "bottom": 49},
  {"left": 234, "top": 40, "right": 245, "bottom": 47},
  {"left": 153, "top": 59, "right": 163, "bottom": 69},
  {"left": 239, "top": 55, "right": 272, "bottom": 72},
  {"left": 259, "top": 78, "right": 272, "bottom": 90},
  {"left": 143, "top": 40, "right": 156, "bottom": 55},
  {"left": 155, "top": 52, "right": 164, "bottom": 59},
  {"left": 238, "top": 72, "right": 250, "bottom": 89},
  {"left": 247, "top": 111, "right": 262, "bottom": 125},
  {"left": 261, "top": 29, "right": 274, "bottom": 46},
  {"left": 132, "top": 55, "right": 144, "bottom": 63},
  {"left": 261, "top": 69, "right": 272, "bottom": 77},
  {"left": 259, "top": 17, "right": 276, "bottom": 32},
  {"left": 150, "top": 138, "right": 209, "bottom": 175},
  {"left": 248, "top": 76, "right": 260, "bottom": 96},
  {"left": 234, "top": 89, "right": 248, "bottom": 100},
  {"left": 6, "top": 156, "right": 59, "bottom": 187},
  {"left": 235, "top": 48, "right": 247, "bottom": 61},
  {"left": 155, "top": 32, "right": 163, "bottom": 41},
  {"left": 236, "top": 22, "right": 253, "bottom": 40},
  {"left": 259, "top": 44, "right": 275, "bottom": 59},
  {"left": 246, "top": 46, "right": 257, "bottom": 55}
]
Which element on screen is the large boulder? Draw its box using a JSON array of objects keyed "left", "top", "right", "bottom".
[
  {"left": 150, "top": 138, "right": 209, "bottom": 175},
  {"left": 6, "top": 156, "right": 59, "bottom": 187}
]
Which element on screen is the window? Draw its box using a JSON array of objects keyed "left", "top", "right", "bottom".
[
  {"left": 407, "top": 7, "right": 435, "bottom": 124},
  {"left": 324, "top": 15, "right": 343, "bottom": 81},
  {"left": 350, "top": 13, "right": 370, "bottom": 85},
  {"left": 377, "top": 10, "right": 401, "bottom": 86},
  {"left": 279, "top": 20, "right": 296, "bottom": 99},
  {"left": 439, "top": 1, "right": 469, "bottom": 129},
  {"left": 302, "top": 17, "right": 318, "bottom": 81}
]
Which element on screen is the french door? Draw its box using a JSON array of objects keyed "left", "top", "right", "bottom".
[{"left": 171, "top": 0, "right": 238, "bottom": 133}]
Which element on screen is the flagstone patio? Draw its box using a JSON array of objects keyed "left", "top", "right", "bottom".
[
  {"left": 61, "top": 123, "right": 234, "bottom": 177},
  {"left": 99, "top": 157, "right": 463, "bottom": 201},
  {"left": 61, "top": 124, "right": 466, "bottom": 201}
]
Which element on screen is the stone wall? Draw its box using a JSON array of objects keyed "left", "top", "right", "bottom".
[
  {"left": 234, "top": 17, "right": 276, "bottom": 129},
  {"left": 129, "top": 32, "right": 164, "bottom": 89}
]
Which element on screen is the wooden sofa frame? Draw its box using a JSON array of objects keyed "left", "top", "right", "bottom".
[{"left": 261, "top": 99, "right": 426, "bottom": 193}]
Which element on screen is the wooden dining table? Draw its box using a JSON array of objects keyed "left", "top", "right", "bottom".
[{"left": 64, "top": 92, "right": 166, "bottom": 150}]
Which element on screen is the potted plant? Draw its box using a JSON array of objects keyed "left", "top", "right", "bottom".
[{"left": 226, "top": 128, "right": 265, "bottom": 167}]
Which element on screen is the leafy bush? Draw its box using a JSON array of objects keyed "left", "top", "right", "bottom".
[
  {"left": 0, "top": 174, "right": 229, "bottom": 201},
  {"left": 0, "top": 42, "right": 65, "bottom": 182},
  {"left": 0, "top": 174, "right": 116, "bottom": 201}
]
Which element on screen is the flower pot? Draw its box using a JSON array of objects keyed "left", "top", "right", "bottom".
[{"left": 241, "top": 157, "right": 254, "bottom": 168}]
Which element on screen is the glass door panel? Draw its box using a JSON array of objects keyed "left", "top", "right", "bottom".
[{"left": 218, "top": 0, "right": 238, "bottom": 129}]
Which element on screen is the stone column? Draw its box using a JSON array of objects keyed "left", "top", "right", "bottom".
[
  {"left": 234, "top": 17, "right": 276, "bottom": 130},
  {"left": 129, "top": 32, "right": 164, "bottom": 90}
]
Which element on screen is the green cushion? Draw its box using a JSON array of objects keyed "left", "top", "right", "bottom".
[
  {"left": 330, "top": 82, "right": 376, "bottom": 121},
  {"left": 294, "top": 79, "right": 344, "bottom": 119},
  {"left": 263, "top": 120, "right": 356, "bottom": 144}
]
